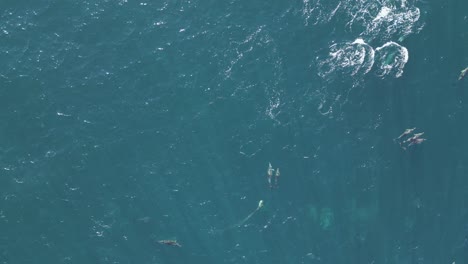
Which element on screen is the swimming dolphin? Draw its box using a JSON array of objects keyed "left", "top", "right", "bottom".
[
  {"left": 459, "top": 67, "right": 468, "bottom": 81},
  {"left": 397, "top": 127, "right": 416, "bottom": 140}
]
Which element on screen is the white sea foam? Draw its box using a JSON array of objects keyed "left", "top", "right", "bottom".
[
  {"left": 220, "top": 26, "right": 284, "bottom": 123},
  {"left": 364, "top": 4, "right": 421, "bottom": 42},
  {"left": 345, "top": 0, "right": 422, "bottom": 39},
  {"left": 302, "top": 0, "right": 341, "bottom": 26},
  {"left": 373, "top": 6, "right": 392, "bottom": 22},
  {"left": 303, "top": 0, "right": 424, "bottom": 42},
  {"left": 318, "top": 38, "right": 375, "bottom": 78}
]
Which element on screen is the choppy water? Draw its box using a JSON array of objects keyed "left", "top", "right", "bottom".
[{"left": 1, "top": 0, "right": 468, "bottom": 263}]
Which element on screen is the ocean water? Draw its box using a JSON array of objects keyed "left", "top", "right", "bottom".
[{"left": 1, "top": 0, "right": 468, "bottom": 263}]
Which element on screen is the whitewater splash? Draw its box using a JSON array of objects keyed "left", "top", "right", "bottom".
[
  {"left": 310, "top": 0, "right": 423, "bottom": 79},
  {"left": 318, "top": 38, "right": 407, "bottom": 78},
  {"left": 374, "top": 41, "right": 408, "bottom": 78}
]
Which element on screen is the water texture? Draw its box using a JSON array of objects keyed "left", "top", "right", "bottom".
[{"left": 1, "top": 0, "right": 468, "bottom": 263}]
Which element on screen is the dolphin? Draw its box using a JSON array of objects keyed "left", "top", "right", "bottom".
[{"left": 459, "top": 67, "right": 468, "bottom": 81}]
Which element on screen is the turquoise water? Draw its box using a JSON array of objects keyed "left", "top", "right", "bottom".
[{"left": 1, "top": 0, "right": 468, "bottom": 263}]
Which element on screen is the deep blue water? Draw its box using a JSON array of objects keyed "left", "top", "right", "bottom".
[{"left": 1, "top": 0, "right": 468, "bottom": 263}]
